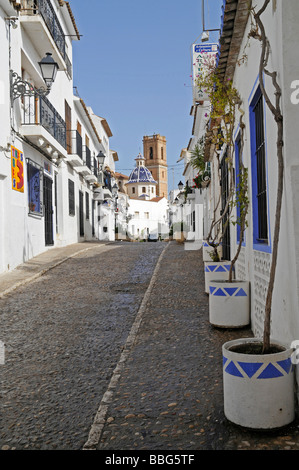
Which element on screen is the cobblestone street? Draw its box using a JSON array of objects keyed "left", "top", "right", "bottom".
[{"left": 1, "top": 241, "right": 299, "bottom": 453}]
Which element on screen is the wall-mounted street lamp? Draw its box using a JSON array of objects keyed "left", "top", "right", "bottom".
[
  {"left": 112, "top": 182, "right": 118, "bottom": 198},
  {"left": 178, "top": 181, "right": 184, "bottom": 191},
  {"left": 38, "top": 52, "right": 59, "bottom": 90},
  {"left": 97, "top": 150, "right": 106, "bottom": 170},
  {"left": 10, "top": 52, "right": 59, "bottom": 101}
]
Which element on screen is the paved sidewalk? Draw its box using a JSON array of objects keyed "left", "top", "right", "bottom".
[
  {"left": 86, "top": 241, "right": 299, "bottom": 451},
  {"left": 0, "top": 241, "right": 108, "bottom": 299}
]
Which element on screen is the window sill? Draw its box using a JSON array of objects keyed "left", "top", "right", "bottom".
[{"left": 28, "top": 211, "right": 43, "bottom": 219}]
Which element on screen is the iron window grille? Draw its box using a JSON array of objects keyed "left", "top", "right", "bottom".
[
  {"left": 220, "top": 150, "right": 231, "bottom": 260},
  {"left": 253, "top": 93, "right": 268, "bottom": 242}
]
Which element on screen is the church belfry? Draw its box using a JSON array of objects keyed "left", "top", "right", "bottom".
[{"left": 143, "top": 134, "right": 168, "bottom": 198}]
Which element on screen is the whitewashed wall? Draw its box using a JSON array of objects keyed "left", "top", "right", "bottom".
[
  {"left": 0, "top": 0, "right": 114, "bottom": 274},
  {"left": 226, "top": 0, "right": 299, "bottom": 346},
  {"left": 127, "top": 197, "right": 169, "bottom": 240}
]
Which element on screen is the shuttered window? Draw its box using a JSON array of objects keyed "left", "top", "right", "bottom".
[{"left": 68, "top": 179, "right": 75, "bottom": 216}]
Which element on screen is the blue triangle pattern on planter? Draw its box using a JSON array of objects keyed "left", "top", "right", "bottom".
[
  {"left": 277, "top": 358, "right": 292, "bottom": 374},
  {"left": 214, "top": 288, "right": 226, "bottom": 296},
  {"left": 223, "top": 356, "right": 228, "bottom": 367},
  {"left": 257, "top": 363, "right": 283, "bottom": 379},
  {"left": 237, "top": 361, "right": 263, "bottom": 378},
  {"left": 224, "top": 287, "right": 238, "bottom": 296},
  {"left": 235, "top": 288, "right": 247, "bottom": 297},
  {"left": 215, "top": 265, "right": 226, "bottom": 272},
  {"left": 208, "top": 265, "right": 217, "bottom": 272},
  {"left": 209, "top": 286, "right": 217, "bottom": 295},
  {"left": 224, "top": 361, "right": 243, "bottom": 377}
]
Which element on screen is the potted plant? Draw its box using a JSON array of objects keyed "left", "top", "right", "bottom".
[
  {"left": 196, "top": 44, "right": 251, "bottom": 323},
  {"left": 208, "top": 116, "right": 250, "bottom": 328},
  {"left": 196, "top": 65, "right": 238, "bottom": 292},
  {"left": 221, "top": 0, "right": 295, "bottom": 429}
]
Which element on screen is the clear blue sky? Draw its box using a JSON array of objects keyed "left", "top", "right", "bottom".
[{"left": 69, "top": 0, "right": 223, "bottom": 192}]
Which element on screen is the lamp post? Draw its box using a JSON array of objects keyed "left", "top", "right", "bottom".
[
  {"left": 95, "top": 151, "right": 106, "bottom": 187},
  {"left": 38, "top": 52, "right": 59, "bottom": 90},
  {"left": 112, "top": 182, "right": 118, "bottom": 241},
  {"left": 178, "top": 180, "right": 184, "bottom": 192},
  {"left": 97, "top": 151, "right": 106, "bottom": 170},
  {"left": 10, "top": 52, "right": 59, "bottom": 101}
]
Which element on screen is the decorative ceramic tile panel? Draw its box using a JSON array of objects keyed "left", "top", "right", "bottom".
[
  {"left": 252, "top": 250, "right": 271, "bottom": 337},
  {"left": 235, "top": 247, "right": 246, "bottom": 281}
]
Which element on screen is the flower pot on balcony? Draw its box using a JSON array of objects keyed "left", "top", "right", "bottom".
[
  {"left": 222, "top": 338, "right": 295, "bottom": 429},
  {"left": 209, "top": 280, "right": 250, "bottom": 328},
  {"left": 204, "top": 261, "right": 233, "bottom": 294}
]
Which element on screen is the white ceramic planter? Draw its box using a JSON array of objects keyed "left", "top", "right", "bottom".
[
  {"left": 222, "top": 338, "right": 295, "bottom": 429},
  {"left": 209, "top": 280, "right": 250, "bottom": 328},
  {"left": 202, "top": 241, "right": 222, "bottom": 262},
  {"left": 204, "top": 261, "right": 233, "bottom": 293}
]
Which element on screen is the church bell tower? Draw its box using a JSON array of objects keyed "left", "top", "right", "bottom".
[{"left": 143, "top": 134, "right": 168, "bottom": 198}]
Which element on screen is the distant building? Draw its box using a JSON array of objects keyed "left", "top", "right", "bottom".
[
  {"left": 123, "top": 152, "right": 169, "bottom": 240},
  {"left": 143, "top": 134, "right": 168, "bottom": 198},
  {"left": 125, "top": 153, "right": 157, "bottom": 200}
]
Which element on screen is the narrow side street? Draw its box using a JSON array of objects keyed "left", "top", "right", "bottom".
[
  {"left": 0, "top": 241, "right": 164, "bottom": 450},
  {"left": 1, "top": 241, "right": 299, "bottom": 451}
]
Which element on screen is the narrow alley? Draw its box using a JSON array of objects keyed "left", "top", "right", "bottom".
[{"left": 1, "top": 241, "right": 299, "bottom": 454}]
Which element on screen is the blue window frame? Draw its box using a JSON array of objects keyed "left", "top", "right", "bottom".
[{"left": 249, "top": 86, "right": 271, "bottom": 253}]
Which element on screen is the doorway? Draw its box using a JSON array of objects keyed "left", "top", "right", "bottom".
[{"left": 43, "top": 175, "right": 54, "bottom": 246}]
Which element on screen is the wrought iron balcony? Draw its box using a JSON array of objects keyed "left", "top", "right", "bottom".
[
  {"left": 65, "top": 130, "right": 83, "bottom": 166},
  {"left": 84, "top": 145, "right": 91, "bottom": 170},
  {"left": 93, "top": 158, "right": 98, "bottom": 177},
  {"left": 22, "top": 93, "right": 66, "bottom": 150},
  {"left": 21, "top": 0, "right": 72, "bottom": 77}
]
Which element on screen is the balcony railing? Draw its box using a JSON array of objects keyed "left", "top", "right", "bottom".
[
  {"left": 66, "top": 129, "right": 82, "bottom": 158},
  {"left": 23, "top": 94, "right": 66, "bottom": 149},
  {"left": 93, "top": 158, "right": 98, "bottom": 177},
  {"left": 21, "top": 0, "right": 72, "bottom": 77},
  {"left": 83, "top": 145, "right": 91, "bottom": 170},
  {"left": 64, "top": 52, "right": 72, "bottom": 79},
  {"left": 103, "top": 171, "right": 112, "bottom": 192}
]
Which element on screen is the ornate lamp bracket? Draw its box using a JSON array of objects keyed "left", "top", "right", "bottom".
[{"left": 10, "top": 70, "right": 50, "bottom": 102}]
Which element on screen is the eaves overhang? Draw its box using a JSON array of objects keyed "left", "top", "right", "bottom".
[
  {"left": 216, "top": 0, "right": 251, "bottom": 82},
  {"left": 204, "top": 0, "right": 251, "bottom": 161}
]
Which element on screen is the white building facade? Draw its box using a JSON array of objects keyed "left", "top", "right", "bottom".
[
  {"left": 125, "top": 154, "right": 169, "bottom": 240},
  {"left": 203, "top": 0, "right": 299, "bottom": 347},
  {"left": 0, "top": 0, "right": 117, "bottom": 274}
]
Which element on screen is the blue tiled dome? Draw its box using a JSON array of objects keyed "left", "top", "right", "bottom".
[{"left": 127, "top": 154, "right": 157, "bottom": 185}]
